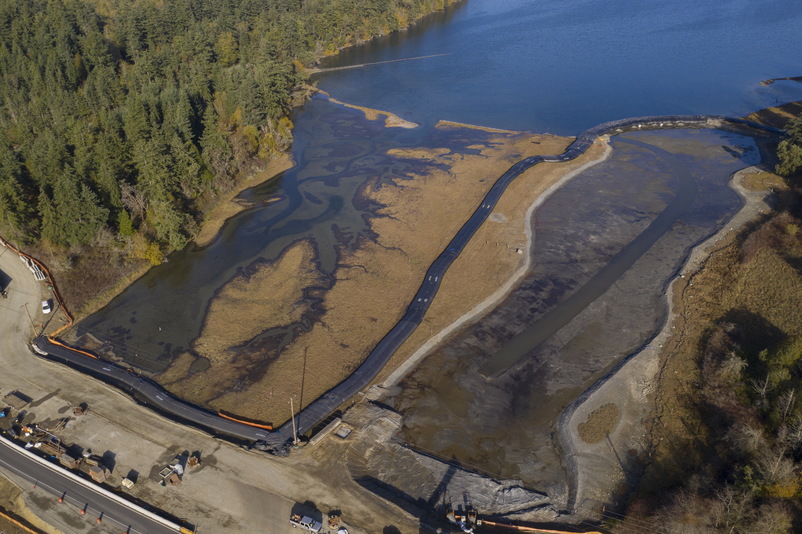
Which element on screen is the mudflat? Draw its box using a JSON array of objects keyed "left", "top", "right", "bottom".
[{"left": 153, "top": 112, "right": 592, "bottom": 426}]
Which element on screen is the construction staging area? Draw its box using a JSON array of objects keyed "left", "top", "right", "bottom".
[{"left": 0, "top": 240, "right": 590, "bottom": 534}]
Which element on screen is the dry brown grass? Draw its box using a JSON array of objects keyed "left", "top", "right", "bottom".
[
  {"left": 209, "top": 129, "right": 564, "bottom": 422},
  {"left": 159, "top": 124, "right": 590, "bottom": 424},
  {"left": 0, "top": 477, "right": 52, "bottom": 534},
  {"left": 740, "top": 170, "right": 787, "bottom": 192},
  {"left": 379, "top": 140, "right": 609, "bottom": 383},
  {"left": 746, "top": 101, "right": 802, "bottom": 130},
  {"left": 158, "top": 240, "right": 325, "bottom": 407},
  {"left": 633, "top": 156, "right": 802, "bottom": 502},
  {"left": 578, "top": 403, "right": 620, "bottom": 444},
  {"left": 194, "top": 240, "right": 324, "bottom": 362},
  {"left": 30, "top": 242, "right": 150, "bottom": 321}
]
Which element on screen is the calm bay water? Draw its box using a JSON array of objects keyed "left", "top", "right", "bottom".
[{"left": 318, "top": 0, "right": 802, "bottom": 133}]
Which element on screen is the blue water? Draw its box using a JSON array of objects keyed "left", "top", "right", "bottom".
[{"left": 318, "top": 0, "right": 802, "bottom": 134}]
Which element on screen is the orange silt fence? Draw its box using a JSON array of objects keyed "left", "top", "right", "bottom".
[
  {"left": 2, "top": 235, "right": 279, "bottom": 435},
  {"left": 218, "top": 412, "right": 273, "bottom": 431},
  {"left": 0, "top": 237, "right": 74, "bottom": 336}
]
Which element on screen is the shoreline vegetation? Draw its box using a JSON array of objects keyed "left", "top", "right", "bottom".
[
  {"left": 193, "top": 153, "right": 294, "bottom": 248},
  {"left": 591, "top": 105, "right": 802, "bottom": 532},
  {"left": 0, "top": 0, "right": 463, "bottom": 319},
  {"left": 560, "top": 159, "right": 776, "bottom": 521}
]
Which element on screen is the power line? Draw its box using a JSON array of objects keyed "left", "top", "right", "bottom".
[{"left": 600, "top": 510, "right": 666, "bottom": 534}]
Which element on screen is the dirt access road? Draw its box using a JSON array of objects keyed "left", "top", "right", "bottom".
[{"left": 0, "top": 245, "right": 420, "bottom": 533}]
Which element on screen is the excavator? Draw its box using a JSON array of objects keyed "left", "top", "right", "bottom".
[{"left": 445, "top": 505, "right": 480, "bottom": 533}]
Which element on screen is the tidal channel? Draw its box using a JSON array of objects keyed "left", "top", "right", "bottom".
[
  {"left": 392, "top": 128, "right": 761, "bottom": 491},
  {"left": 74, "top": 98, "right": 510, "bottom": 374}
]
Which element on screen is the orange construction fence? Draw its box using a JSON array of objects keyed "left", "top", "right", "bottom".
[
  {"left": 481, "top": 520, "right": 603, "bottom": 534},
  {"left": 45, "top": 337, "right": 98, "bottom": 360},
  {"left": 0, "top": 509, "right": 42, "bottom": 534},
  {"left": 0, "top": 237, "right": 74, "bottom": 337},
  {"left": 218, "top": 412, "right": 273, "bottom": 431},
  {"left": 1, "top": 235, "right": 277, "bottom": 434}
]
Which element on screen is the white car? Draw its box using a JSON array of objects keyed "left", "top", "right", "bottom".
[{"left": 41, "top": 300, "right": 52, "bottom": 314}]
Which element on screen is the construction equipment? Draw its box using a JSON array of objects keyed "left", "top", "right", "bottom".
[
  {"left": 446, "top": 506, "right": 481, "bottom": 533},
  {"left": 159, "top": 455, "right": 186, "bottom": 485},
  {"left": 479, "top": 520, "right": 604, "bottom": 533},
  {"left": 447, "top": 507, "right": 605, "bottom": 534},
  {"left": 88, "top": 465, "right": 111, "bottom": 483}
]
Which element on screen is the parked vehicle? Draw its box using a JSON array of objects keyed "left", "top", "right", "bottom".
[
  {"left": 41, "top": 299, "right": 51, "bottom": 314},
  {"left": 290, "top": 514, "right": 323, "bottom": 532}
]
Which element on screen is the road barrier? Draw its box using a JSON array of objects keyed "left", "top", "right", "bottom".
[{"left": 0, "top": 433, "right": 183, "bottom": 532}]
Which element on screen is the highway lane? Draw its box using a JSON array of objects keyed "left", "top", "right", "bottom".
[
  {"left": 0, "top": 434, "right": 182, "bottom": 534},
  {"left": 35, "top": 115, "right": 784, "bottom": 453}
]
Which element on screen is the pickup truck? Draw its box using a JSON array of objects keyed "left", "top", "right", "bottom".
[{"left": 289, "top": 514, "right": 322, "bottom": 532}]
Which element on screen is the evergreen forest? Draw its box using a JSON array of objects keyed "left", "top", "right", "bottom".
[{"left": 0, "top": 0, "right": 456, "bottom": 263}]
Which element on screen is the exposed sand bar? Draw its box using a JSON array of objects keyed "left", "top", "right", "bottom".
[
  {"left": 436, "top": 119, "right": 521, "bottom": 134},
  {"left": 318, "top": 91, "right": 419, "bottom": 128}
]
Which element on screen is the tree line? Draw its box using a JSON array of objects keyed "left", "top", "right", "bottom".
[{"left": 0, "top": 0, "right": 457, "bottom": 261}]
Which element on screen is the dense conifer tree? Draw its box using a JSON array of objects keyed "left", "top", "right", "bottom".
[{"left": 0, "top": 0, "right": 459, "bottom": 253}]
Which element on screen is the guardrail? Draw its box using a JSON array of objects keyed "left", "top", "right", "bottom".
[{"left": 0, "top": 433, "right": 184, "bottom": 532}]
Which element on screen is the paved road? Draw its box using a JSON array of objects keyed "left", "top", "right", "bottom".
[
  {"left": 32, "top": 337, "right": 269, "bottom": 443},
  {"left": 0, "top": 434, "right": 181, "bottom": 534},
  {"left": 1, "top": 245, "right": 189, "bottom": 533},
  {"left": 261, "top": 114, "right": 784, "bottom": 450},
  {"left": 33, "top": 115, "right": 784, "bottom": 454}
]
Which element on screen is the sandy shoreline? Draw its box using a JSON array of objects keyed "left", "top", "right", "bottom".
[
  {"left": 194, "top": 154, "right": 294, "bottom": 247},
  {"left": 318, "top": 91, "right": 419, "bottom": 129},
  {"left": 557, "top": 163, "right": 772, "bottom": 518},
  {"left": 381, "top": 139, "right": 613, "bottom": 388}
]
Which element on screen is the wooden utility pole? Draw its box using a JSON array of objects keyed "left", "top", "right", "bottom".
[{"left": 290, "top": 397, "right": 298, "bottom": 446}]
